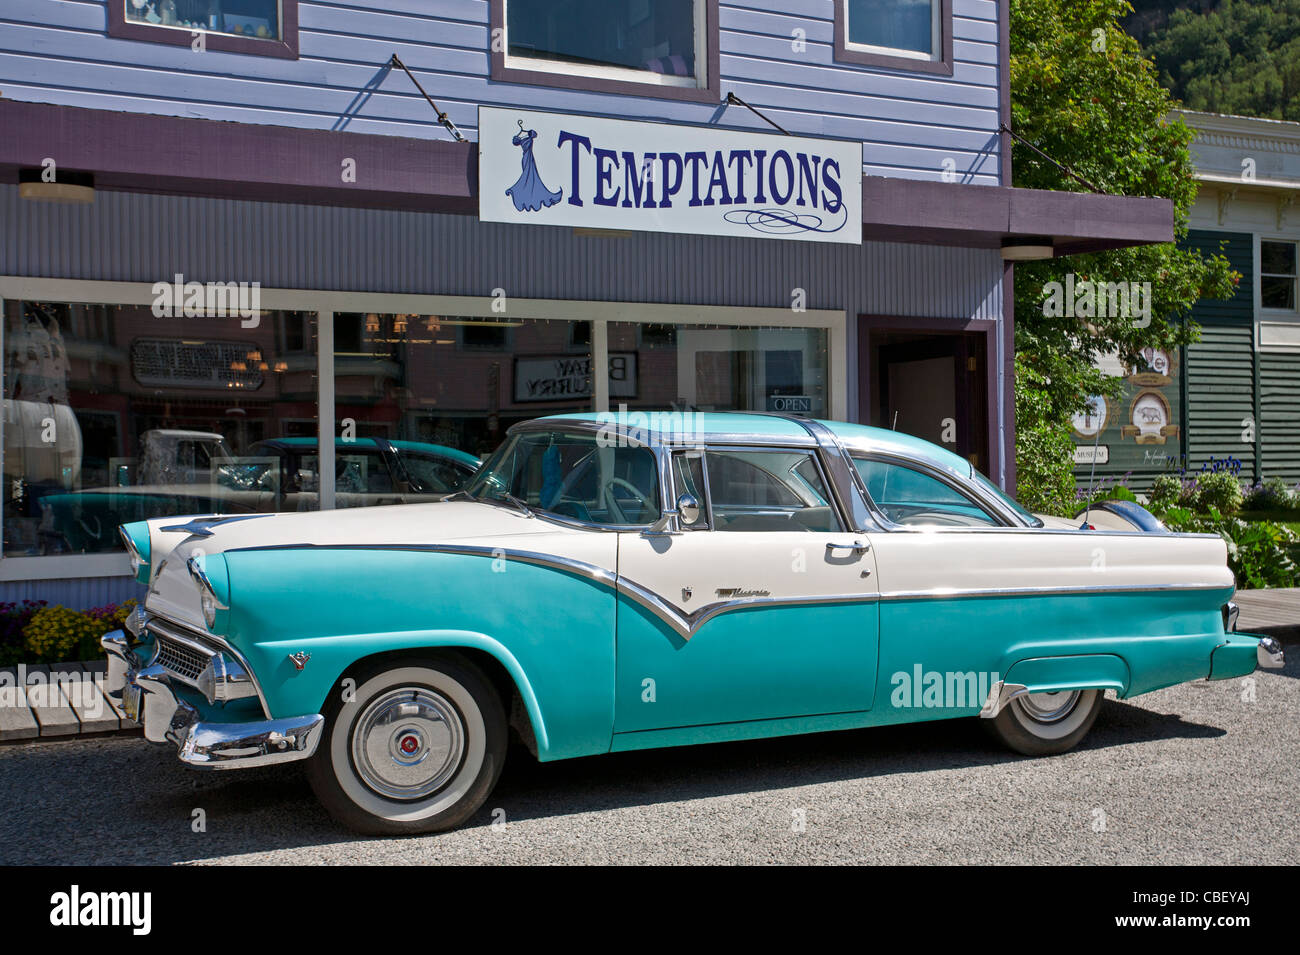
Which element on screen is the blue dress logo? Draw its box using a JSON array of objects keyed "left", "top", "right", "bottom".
[{"left": 505, "top": 120, "right": 562, "bottom": 213}]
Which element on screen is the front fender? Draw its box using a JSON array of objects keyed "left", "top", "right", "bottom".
[
  {"left": 222, "top": 545, "right": 618, "bottom": 762},
  {"left": 246, "top": 629, "right": 554, "bottom": 756}
]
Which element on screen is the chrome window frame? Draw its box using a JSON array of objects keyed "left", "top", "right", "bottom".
[
  {"left": 848, "top": 451, "right": 1016, "bottom": 531},
  {"left": 671, "top": 442, "right": 850, "bottom": 534},
  {"left": 484, "top": 419, "right": 669, "bottom": 533},
  {"left": 668, "top": 447, "right": 713, "bottom": 530}
]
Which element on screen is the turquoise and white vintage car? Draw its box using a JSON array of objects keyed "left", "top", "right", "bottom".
[{"left": 103, "top": 413, "right": 1284, "bottom": 834}]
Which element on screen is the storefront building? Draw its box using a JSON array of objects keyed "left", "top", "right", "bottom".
[
  {"left": 1069, "top": 110, "right": 1300, "bottom": 488},
  {"left": 0, "top": 1, "right": 1168, "bottom": 606}
]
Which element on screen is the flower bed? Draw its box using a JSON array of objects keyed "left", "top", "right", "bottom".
[{"left": 0, "top": 599, "right": 136, "bottom": 667}]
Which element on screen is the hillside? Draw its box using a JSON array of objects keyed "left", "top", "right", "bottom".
[{"left": 1122, "top": 0, "right": 1300, "bottom": 120}]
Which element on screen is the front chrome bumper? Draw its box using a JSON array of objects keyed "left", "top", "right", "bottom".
[{"left": 102, "top": 630, "right": 323, "bottom": 770}]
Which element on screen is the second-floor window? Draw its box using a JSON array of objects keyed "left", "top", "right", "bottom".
[
  {"left": 125, "top": 0, "right": 281, "bottom": 41},
  {"left": 111, "top": 0, "right": 298, "bottom": 58},
  {"left": 835, "top": 0, "right": 952, "bottom": 75},
  {"left": 493, "top": 0, "right": 716, "bottom": 101},
  {"left": 1261, "top": 239, "right": 1298, "bottom": 312}
]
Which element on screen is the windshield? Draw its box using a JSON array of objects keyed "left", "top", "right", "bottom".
[
  {"left": 465, "top": 429, "right": 661, "bottom": 526},
  {"left": 970, "top": 469, "right": 1043, "bottom": 527}
]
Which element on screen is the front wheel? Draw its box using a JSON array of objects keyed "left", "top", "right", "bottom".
[
  {"left": 984, "top": 688, "right": 1103, "bottom": 756},
  {"left": 306, "top": 656, "right": 507, "bottom": 835}
]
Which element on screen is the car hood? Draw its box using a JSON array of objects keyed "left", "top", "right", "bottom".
[{"left": 139, "top": 500, "right": 559, "bottom": 630}]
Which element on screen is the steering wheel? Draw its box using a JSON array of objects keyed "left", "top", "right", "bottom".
[{"left": 603, "top": 477, "right": 654, "bottom": 525}]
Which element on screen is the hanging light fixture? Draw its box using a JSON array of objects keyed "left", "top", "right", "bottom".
[{"left": 18, "top": 167, "right": 94, "bottom": 204}]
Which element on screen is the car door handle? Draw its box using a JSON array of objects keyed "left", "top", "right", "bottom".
[{"left": 826, "top": 540, "right": 870, "bottom": 555}]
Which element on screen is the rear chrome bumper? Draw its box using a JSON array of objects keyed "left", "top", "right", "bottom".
[
  {"left": 1258, "top": 636, "right": 1286, "bottom": 670},
  {"left": 102, "top": 630, "right": 323, "bottom": 770}
]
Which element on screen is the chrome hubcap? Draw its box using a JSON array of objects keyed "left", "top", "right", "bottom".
[
  {"left": 1017, "top": 689, "right": 1081, "bottom": 723},
  {"left": 351, "top": 687, "right": 466, "bottom": 800}
]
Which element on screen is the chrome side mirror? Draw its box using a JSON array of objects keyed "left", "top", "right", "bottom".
[{"left": 676, "top": 493, "right": 701, "bottom": 527}]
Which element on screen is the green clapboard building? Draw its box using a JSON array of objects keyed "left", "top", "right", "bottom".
[{"left": 1072, "top": 111, "right": 1300, "bottom": 490}]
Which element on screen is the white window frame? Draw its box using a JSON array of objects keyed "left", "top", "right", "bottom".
[
  {"left": 123, "top": 0, "right": 286, "bottom": 42},
  {"left": 1259, "top": 236, "right": 1299, "bottom": 316},
  {"left": 1255, "top": 233, "right": 1300, "bottom": 352},
  {"left": 0, "top": 276, "right": 845, "bottom": 581},
  {"left": 842, "top": 0, "right": 942, "bottom": 63},
  {"left": 501, "top": 0, "right": 709, "bottom": 90}
]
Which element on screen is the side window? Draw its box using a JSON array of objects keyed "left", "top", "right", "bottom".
[
  {"left": 853, "top": 458, "right": 999, "bottom": 527},
  {"left": 705, "top": 449, "right": 841, "bottom": 532}
]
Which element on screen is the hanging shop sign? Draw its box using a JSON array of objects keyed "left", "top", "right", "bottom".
[
  {"left": 479, "top": 107, "right": 863, "bottom": 245},
  {"left": 1070, "top": 347, "right": 1182, "bottom": 475}
]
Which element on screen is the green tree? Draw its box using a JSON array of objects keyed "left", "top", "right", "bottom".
[
  {"left": 1009, "top": 0, "right": 1238, "bottom": 514},
  {"left": 1146, "top": 0, "right": 1300, "bottom": 121}
]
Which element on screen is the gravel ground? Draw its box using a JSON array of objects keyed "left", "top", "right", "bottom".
[{"left": 1, "top": 658, "right": 1296, "bottom": 865}]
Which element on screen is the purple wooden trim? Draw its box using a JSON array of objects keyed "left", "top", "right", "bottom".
[
  {"left": 0, "top": 100, "right": 475, "bottom": 213},
  {"left": 106, "top": 0, "right": 300, "bottom": 60},
  {"left": 855, "top": 313, "right": 999, "bottom": 475},
  {"left": 1001, "top": 260, "right": 1016, "bottom": 495},
  {"left": 998, "top": 0, "right": 1011, "bottom": 185},
  {"left": 0, "top": 102, "right": 1175, "bottom": 256},
  {"left": 489, "top": 0, "right": 721, "bottom": 104},
  {"left": 834, "top": 0, "right": 954, "bottom": 77},
  {"left": 861, "top": 177, "right": 1175, "bottom": 251}
]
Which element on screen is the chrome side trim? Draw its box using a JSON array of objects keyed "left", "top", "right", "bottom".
[
  {"left": 879, "top": 582, "right": 1230, "bottom": 602},
  {"left": 227, "top": 541, "right": 619, "bottom": 587},
  {"left": 615, "top": 579, "right": 876, "bottom": 640},
  {"left": 225, "top": 541, "right": 874, "bottom": 641}
]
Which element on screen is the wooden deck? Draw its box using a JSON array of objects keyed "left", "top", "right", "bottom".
[
  {"left": 2, "top": 590, "right": 1298, "bottom": 744},
  {"left": 1234, "top": 588, "right": 1300, "bottom": 637},
  {"left": 0, "top": 661, "right": 138, "bottom": 742}
]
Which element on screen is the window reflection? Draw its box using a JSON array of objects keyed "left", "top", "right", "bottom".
[
  {"left": 3, "top": 301, "right": 317, "bottom": 555},
  {"left": 605, "top": 322, "right": 829, "bottom": 416},
  {"left": 330, "top": 314, "right": 595, "bottom": 508}
]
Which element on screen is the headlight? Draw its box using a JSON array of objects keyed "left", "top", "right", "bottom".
[{"left": 187, "top": 556, "right": 228, "bottom": 629}]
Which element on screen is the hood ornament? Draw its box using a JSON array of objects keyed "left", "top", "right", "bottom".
[{"left": 159, "top": 514, "right": 273, "bottom": 539}]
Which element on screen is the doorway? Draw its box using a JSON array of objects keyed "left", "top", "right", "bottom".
[{"left": 860, "top": 323, "right": 991, "bottom": 470}]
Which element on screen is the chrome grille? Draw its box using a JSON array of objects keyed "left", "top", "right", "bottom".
[{"left": 155, "top": 638, "right": 211, "bottom": 681}]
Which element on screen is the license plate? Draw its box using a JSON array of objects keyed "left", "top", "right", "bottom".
[{"left": 122, "top": 683, "right": 141, "bottom": 723}]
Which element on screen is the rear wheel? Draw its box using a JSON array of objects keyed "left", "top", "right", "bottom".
[
  {"left": 985, "top": 688, "right": 1103, "bottom": 756},
  {"left": 306, "top": 656, "right": 507, "bottom": 835}
]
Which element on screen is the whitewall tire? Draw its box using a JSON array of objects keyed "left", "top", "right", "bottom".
[
  {"left": 986, "top": 688, "right": 1104, "bottom": 756},
  {"left": 306, "top": 656, "right": 507, "bottom": 835}
]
